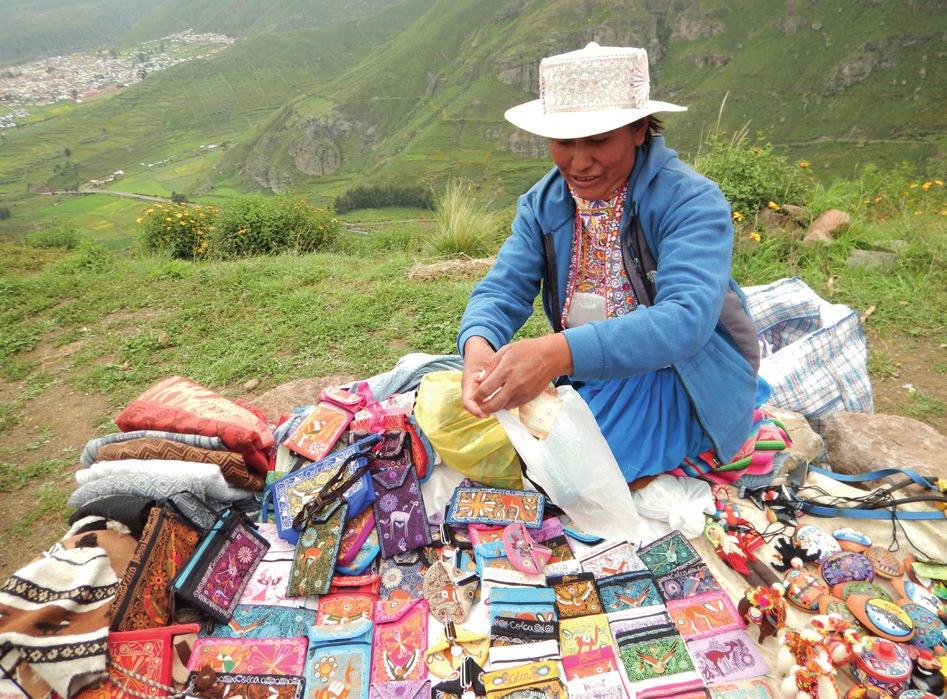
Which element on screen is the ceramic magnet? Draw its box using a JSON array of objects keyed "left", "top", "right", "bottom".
[
  {"left": 832, "top": 581, "right": 893, "bottom": 603},
  {"left": 818, "top": 595, "right": 865, "bottom": 634},
  {"left": 864, "top": 547, "right": 903, "bottom": 579},
  {"left": 784, "top": 569, "right": 829, "bottom": 613},
  {"left": 834, "top": 527, "right": 871, "bottom": 553},
  {"left": 848, "top": 595, "right": 915, "bottom": 642},
  {"left": 899, "top": 601, "right": 946, "bottom": 652},
  {"left": 821, "top": 551, "right": 874, "bottom": 587},
  {"left": 795, "top": 525, "right": 840, "bottom": 563},
  {"left": 893, "top": 578, "right": 941, "bottom": 615}
]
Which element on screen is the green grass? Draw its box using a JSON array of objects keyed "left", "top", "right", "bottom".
[
  {"left": 903, "top": 391, "right": 947, "bottom": 424},
  {"left": 4, "top": 483, "right": 73, "bottom": 539},
  {"left": 0, "top": 458, "right": 71, "bottom": 491}
]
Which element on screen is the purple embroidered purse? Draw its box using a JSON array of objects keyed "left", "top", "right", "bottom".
[
  {"left": 371, "top": 461, "right": 432, "bottom": 558},
  {"left": 172, "top": 509, "right": 270, "bottom": 623}
]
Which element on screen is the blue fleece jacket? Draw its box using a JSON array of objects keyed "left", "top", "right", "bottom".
[{"left": 457, "top": 135, "right": 757, "bottom": 461}]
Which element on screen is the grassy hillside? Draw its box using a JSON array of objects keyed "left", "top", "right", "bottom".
[{"left": 1, "top": 0, "right": 944, "bottom": 240}]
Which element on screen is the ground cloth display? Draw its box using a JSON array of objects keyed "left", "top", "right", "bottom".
[{"left": 1, "top": 371, "right": 944, "bottom": 699}]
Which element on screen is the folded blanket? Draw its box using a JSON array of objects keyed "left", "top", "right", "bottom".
[
  {"left": 95, "top": 438, "right": 263, "bottom": 491},
  {"left": 0, "top": 518, "right": 137, "bottom": 698},
  {"left": 81, "top": 430, "right": 226, "bottom": 467}
]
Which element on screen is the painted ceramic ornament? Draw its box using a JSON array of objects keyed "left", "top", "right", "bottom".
[
  {"left": 848, "top": 595, "right": 915, "bottom": 642},
  {"left": 832, "top": 581, "right": 893, "bottom": 603},
  {"left": 899, "top": 602, "right": 946, "bottom": 652},
  {"left": 834, "top": 528, "right": 871, "bottom": 553},
  {"left": 795, "top": 525, "right": 841, "bottom": 563},
  {"left": 849, "top": 637, "right": 912, "bottom": 695},
  {"left": 821, "top": 551, "right": 874, "bottom": 587},
  {"left": 818, "top": 596, "right": 866, "bottom": 634},
  {"left": 893, "top": 578, "right": 941, "bottom": 615},
  {"left": 783, "top": 569, "right": 829, "bottom": 612},
  {"left": 845, "top": 685, "right": 894, "bottom": 699},
  {"left": 864, "top": 547, "right": 902, "bottom": 579}
]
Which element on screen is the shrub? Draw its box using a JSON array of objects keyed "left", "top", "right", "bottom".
[
  {"left": 426, "top": 180, "right": 502, "bottom": 259},
  {"left": 24, "top": 221, "right": 83, "bottom": 250},
  {"left": 691, "top": 126, "right": 810, "bottom": 220},
  {"left": 64, "top": 239, "right": 115, "bottom": 272},
  {"left": 139, "top": 202, "right": 216, "bottom": 260},
  {"left": 211, "top": 195, "right": 340, "bottom": 258},
  {"left": 335, "top": 184, "right": 434, "bottom": 214}
]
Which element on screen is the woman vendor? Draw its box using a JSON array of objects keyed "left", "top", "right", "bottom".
[{"left": 458, "top": 43, "right": 764, "bottom": 483}]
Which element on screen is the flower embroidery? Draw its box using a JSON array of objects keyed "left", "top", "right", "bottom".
[{"left": 379, "top": 493, "right": 399, "bottom": 513}]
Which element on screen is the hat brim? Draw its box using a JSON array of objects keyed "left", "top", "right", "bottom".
[{"left": 504, "top": 99, "right": 687, "bottom": 140}]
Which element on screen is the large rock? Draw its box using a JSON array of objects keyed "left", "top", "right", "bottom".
[
  {"left": 819, "top": 412, "right": 947, "bottom": 489},
  {"left": 765, "top": 405, "right": 825, "bottom": 474},
  {"left": 803, "top": 209, "right": 850, "bottom": 245},
  {"left": 247, "top": 375, "right": 356, "bottom": 421}
]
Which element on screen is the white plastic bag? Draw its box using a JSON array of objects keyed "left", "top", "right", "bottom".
[
  {"left": 495, "top": 385, "right": 656, "bottom": 544},
  {"left": 631, "top": 475, "right": 714, "bottom": 539}
]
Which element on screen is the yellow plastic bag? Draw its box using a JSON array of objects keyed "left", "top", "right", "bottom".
[{"left": 414, "top": 371, "right": 522, "bottom": 489}]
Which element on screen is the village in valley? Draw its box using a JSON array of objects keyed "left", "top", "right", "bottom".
[{"left": 0, "top": 30, "right": 234, "bottom": 129}]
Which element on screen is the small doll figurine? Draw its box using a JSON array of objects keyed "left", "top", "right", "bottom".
[
  {"left": 776, "top": 613, "right": 864, "bottom": 699},
  {"left": 705, "top": 519, "right": 779, "bottom": 587},
  {"left": 738, "top": 584, "right": 787, "bottom": 642}
]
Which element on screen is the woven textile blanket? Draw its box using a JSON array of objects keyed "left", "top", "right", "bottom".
[
  {"left": 95, "top": 438, "right": 263, "bottom": 491},
  {"left": 81, "top": 430, "right": 226, "bottom": 467},
  {"left": 0, "top": 518, "right": 137, "bottom": 698}
]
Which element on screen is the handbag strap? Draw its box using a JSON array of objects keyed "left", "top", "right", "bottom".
[
  {"left": 292, "top": 453, "right": 371, "bottom": 529},
  {"left": 798, "top": 465, "right": 947, "bottom": 520}
]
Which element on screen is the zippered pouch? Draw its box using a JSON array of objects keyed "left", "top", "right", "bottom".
[
  {"left": 172, "top": 509, "right": 269, "bottom": 623},
  {"left": 287, "top": 499, "right": 347, "bottom": 597},
  {"left": 488, "top": 586, "right": 556, "bottom": 625},
  {"left": 110, "top": 502, "right": 201, "bottom": 631},
  {"left": 187, "top": 637, "right": 308, "bottom": 676},
  {"left": 316, "top": 592, "right": 376, "bottom": 625},
  {"left": 558, "top": 614, "right": 614, "bottom": 657},
  {"left": 202, "top": 605, "right": 315, "bottom": 639},
  {"left": 487, "top": 639, "right": 561, "bottom": 670},
  {"left": 547, "top": 572, "right": 604, "bottom": 619},
  {"left": 424, "top": 622, "right": 488, "bottom": 680},
  {"left": 490, "top": 616, "right": 559, "bottom": 647},
  {"left": 305, "top": 620, "right": 373, "bottom": 699},
  {"left": 580, "top": 539, "right": 645, "bottom": 578},
  {"left": 447, "top": 487, "right": 545, "bottom": 529},
  {"left": 423, "top": 559, "right": 479, "bottom": 624},
  {"left": 378, "top": 550, "right": 431, "bottom": 598},
  {"left": 597, "top": 569, "right": 663, "bottom": 613},
  {"left": 482, "top": 660, "right": 564, "bottom": 698},
  {"left": 329, "top": 572, "right": 381, "bottom": 596},
  {"left": 481, "top": 566, "right": 546, "bottom": 605},
  {"left": 283, "top": 396, "right": 357, "bottom": 462}
]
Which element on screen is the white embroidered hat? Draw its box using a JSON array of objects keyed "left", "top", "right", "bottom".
[{"left": 504, "top": 42, "right": 686, "bottom": 139}]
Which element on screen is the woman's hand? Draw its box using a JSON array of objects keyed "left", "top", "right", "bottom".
[
  {"left": 461, "top": 336, "right": 496, "bottom": 418},
  {"left": 473, "top": 334, "right": 573, "bottom": 414}
]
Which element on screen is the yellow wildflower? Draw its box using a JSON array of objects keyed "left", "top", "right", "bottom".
[
  {"left": 176, "top": 212, "right": 183, "bottom": 218},
  {"left": 922, "top": 181, "right": 931, "bottom": 191},
  {"left": 798, "top": 160, "right": 810, "bottom": 169},
  {"left": 935, "top": 180, "right": 944, "bottom": 186},
  {"left": 732, "top": 211, "right": 744, "bottom": 222},
  {"left": 939, "top": 210, "right": 947, "bottom": 216},
  {"left": 750, "top": 232, "right": 762, "bottom": 242},
  {"left": 910, "top": 183, "right": 919, "bottom": 189},
  {"left": 145, "top": 208, "right": 154, "bottom": 214},
  {"left": 873, "top": 195, "right": 883, "bottom": 202},
  {"left": 136, "top": 217, "right": 143, "bottom": 224},
  {"left": 863, "top": 199, "right": 870, "bottom": 205},
  {"left": 165, "top": 217, "right": 172, "bottom": 222},
  {"left": 767, "top": 201, "right": 779, "bottom": 211}
]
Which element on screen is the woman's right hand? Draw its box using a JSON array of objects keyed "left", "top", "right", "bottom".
[{"left": 461, "top": 336, "right": 495, "bottom": 418}]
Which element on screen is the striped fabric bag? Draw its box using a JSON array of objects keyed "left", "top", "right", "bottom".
[{"left": 744, "top": 276, "right": 873, "bottom": 423}]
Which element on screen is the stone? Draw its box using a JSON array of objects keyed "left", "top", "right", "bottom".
[
  {"left": 764, "top": 405, "right": 825, "bottom": 475},
  {"left": 819, "top": 412, "right": 947, "bottom": 490},
  {"left": 780, "top": 203, "right": 812, "bottom": 225},
  {"left": 803, "top": 209, "right": 850, "bottom": 244},
  {"left": 846, "top": 249, "right": 897, "bottom": 269},
  {"left": 757, "top": 208, "right": 804, "bottom": 242},
  {"left": 156, "top": 331, "right": 171, "bottom": 347},
  {"left": 243, "top": 377, "right": 260, "bottom": 392},
  {"left": 248, "top": 375, "right": 356, "bottom": 421}
]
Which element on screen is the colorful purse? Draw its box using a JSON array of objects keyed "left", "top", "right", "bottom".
[
  {"left": 202, "top": 605, "right": 316, "bottom": 639},
  {"left": 283, "top": 387, "right": 363, "bottom": 461},
  {"left": 558, "top": 614, "right": 614, "bottom": 657},
  {"left": 316, "top": 592, "right": 376, "bottom": 625},
  {"left": 580, "top": 539, "right": 645, "bottom": 578},
  {"left": 287, "top": 499, "right": 347, "bottom": 597},
  {"left": 335, "top": 529, "right": 380, "bottom": 576},
  {"left": 432, "top": 657, "right": 487, "bottom": 698},
  {"left": 78, "top": 623, "right": 200, "bottom": 699},
  {"left": 597, "top": 569, "right": 663, "bottom": 613},
  {"left": 423, "top": 559, "right": 479, "bottom": 624},
  {"left": 371, "top": 459, "right": 432, "bottom": 558},
  {"left": 489, "top": 586, "right": 557, "bottom": 624},
  {"left": 336, "top": 509, "right": 376, "bottom": 566},
  {"left": 110, "top": 502, "right": 201, "bottom": 631},
  {"left": 329, "top": 572, "right": 381, "bottom": 596},
  {"left": 378, "top": 550, "right": 431, "bottom": 598},
  {"left": 238, "top": 522, "right": 316, "bottom": 608},
  {"left": 172, "top": 509, "right": 269, "bottom": 623},
  {"left": 447, "top": 487, "right": 545, "bottom": 529},
  {"left": 490, "top": 616, "right": 559, "bottom": 647},
  {"left": 266, "top": 434, "right": 380, "bottom": 543},
  {"left": 481, "top": 566, "right": 546, "bottom": 605},
  {"left": 482, "top": 660, "right": 565, "bottom": 698},
  {"left": 474, "top": 538, "right": 513, "bottom": 577},
  {"left": 369, "top": 680, "right": 432, "bottom": 699},
  {"left": 424, "top": 621, "right": 489, "bottom": 680},
  {"left": 188, "top": 672, "right": 304, "bottom": 699},
  {"left": 547, "top": 572, "right": 604, "bottom": 619},
  {"left": 305, "top": 620, "right": 373, "bottom": 699},
  {"left": 371, "top": 597, "right": 429, "bottom": 684},
  {"left": 187, "top": 637, "right": 308, "bottom": 676},
  {"left": 503, "top": 522, "right": 552, "bottom": 575}
]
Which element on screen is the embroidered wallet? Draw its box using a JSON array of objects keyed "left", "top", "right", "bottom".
[
  {"left": 371, "top": 460, "right": 432, "bottom": 558},
  {"left": 447, "top": 487, "right": 545, "bottom": 529},
  {"left": 306, "top": 620, "right": 374, "bottom": 699},
  {"left": 371, "top": 597, "right": 429, "bottom": 684}
]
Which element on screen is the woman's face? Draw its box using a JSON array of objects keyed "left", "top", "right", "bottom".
[{"left": 549, "top": 121, "right": 647, "bottom": 200}]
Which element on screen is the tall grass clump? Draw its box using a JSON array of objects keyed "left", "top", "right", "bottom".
[
  {"left": 211, "top": 195, "right": 340, "bottom": 258},
  {"left": 427, "top": 180, "right": 502, "bottom": 258},
  {"left": 691, "top": 124, "right": 810, "bottom": 221},
  {"left": 24, "top": 221, "right": 83, "bottom": 250}
]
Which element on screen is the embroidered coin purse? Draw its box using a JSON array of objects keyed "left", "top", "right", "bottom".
[
  {"left": 371, "top": 461, "right": 432, "bottom": 558},
  {"left": 447, "top": 487, "right": 545, "bottom": 529},
  {"left": 490, "top": 616, "right": 560, "bottom": 647},
  {"left": 172, "top": 509, "right": 270, "bottom": 623},
  {"left": 379, "top": 550, "right": 433, "bottom": 598},
  {"left": 503, "top": 522, "right": 552, "bottom": 575},
  {"left": 482, "top": 660, "right": 564, "bottom": 698},
  {"left": 487, "top": 640, "right": 561, "bottom": 670},
  {"left": 335, "top": 529, "right": 380, "bottom": 576},
  {"left": 187, "top": 637, "right": 308, "bottom": 676},
  {"left": 489, "top": 586, "right": 557, "bottom": 624},
  {"left": 287, "top": 499, "right": 347, "bottom": 597},
  {"left": 283, "top": 387, "right": 363, "bottom": 461},
  {"left": 202, "top": 604, "right": 316, "bottom": 639},
  {"left": 423, "top": 559, "right": 479, "bottom": 624},
  {"left": 371, "top": 597, "right": 430, "bottom": 684},
  {"left": 316, "top": 592, "right": 377, "bottom": 625},
  {"left": 424, "top": 621, "right": 489, "bottom": 680},
  {"left": 305, "top": 620, "right": 373, "bottom": 699},
  {"left": 547, "top": 572, "right": 604, "bottom": 619},
  {"left": 110, "top": 502, "right": 201, "bottom": 631},
  {"left": 329, "top": 572, "right": 381, "bottom": 596}
]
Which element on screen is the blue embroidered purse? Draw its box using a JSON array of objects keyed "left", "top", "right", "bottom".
[
  {"left": 202, "top": 604, "right": 316, "bottom": 638},
  {"left": 489, "top": 586, "right": 557, "bottom": 624},
  {"left": 305, "top": 620, "right": 373, "bottom": 699}
]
